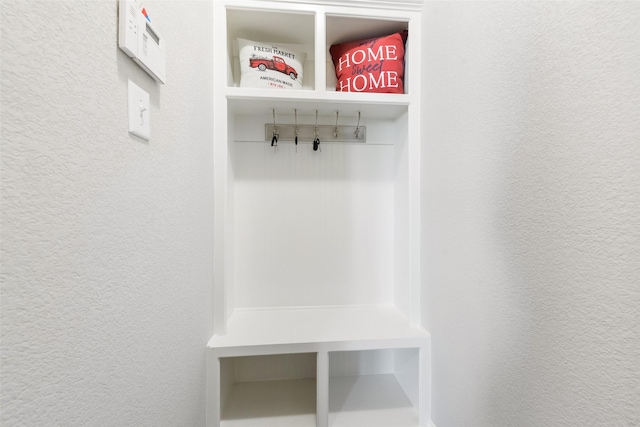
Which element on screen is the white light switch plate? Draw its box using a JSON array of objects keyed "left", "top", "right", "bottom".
[{"left": 128, "top": 79, "right": 150, "bottom": 140}]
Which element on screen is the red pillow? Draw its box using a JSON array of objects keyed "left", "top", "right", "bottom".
[{"left": 329, "top": 30, "right": 408, "bottom": 94}]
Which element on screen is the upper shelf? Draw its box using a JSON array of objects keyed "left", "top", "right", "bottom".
[
  {"left": 224, "top": 3, "right": 413, "bottom": 95},
  {"left": 226, "top": 87, "right": 409, "bottom": 119}
]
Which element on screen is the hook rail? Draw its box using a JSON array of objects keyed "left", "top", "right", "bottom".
[{"left": 265, "top": 124, "right": 366, "bottom": 143}]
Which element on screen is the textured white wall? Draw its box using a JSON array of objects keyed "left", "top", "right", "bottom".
[
  {"left": 1, "top": 1, "right": 213, "bottom": 426},
  {"left": 422, "top": 2, "right": 640, "bottom": 426}
]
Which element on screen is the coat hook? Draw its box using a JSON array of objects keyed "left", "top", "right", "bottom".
[
  {"left": 313, "top": 110, "right": 320, "bottom": 152},
  {"left": 271, "top": 109, "right": 279, "bottom": 147},
  {"left": 294, "top": 109, "right": 299, "bottom": 149},
  {"left": 333, "top": 111, "right": 339, "bottom": 138},
  {"left": 354, "top": 111, "right": 361, "bottom": 139}
]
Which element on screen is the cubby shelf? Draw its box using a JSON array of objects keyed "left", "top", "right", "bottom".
[{"left": 209, "top": 1, "right": 428, "bottom": 426}]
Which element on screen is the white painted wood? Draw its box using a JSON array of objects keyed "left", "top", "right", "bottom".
[
  {"left": 419, "top": 343, "right": 432, "bottom": 427},
  {"left": 328, "top": 374, "right": 419, "bottom": 427},
  {"left": 316, "top": 352, "right": 329, "bottom": 427},
  {"left": 210, "top": 1, "right": 427, "bottom": 426},
  {"left": 227, "top": 91, "right": 410, "bottom": 120},
  {"left": 221, "top": 378, "right": 317, "bottom": 427},
  {"left": 315, "top": 8, "right": 327, "bottom": 93},
  {"left": 232, "top": 353, "right": 317, "bottom": 382},
  {"left": 329, "top": 349, "right": 394, "bottom": 376},
  {"left": 209, "top": 306, "right": 427, "bottom": 349},
  {"left": 213, "top": 0, "right": 230, "bottom": 336},
  {"left": 405, "top": 12, "right": 422, "bottom": 327},
  {"left": 394, "top": 110, "right": 411, "bottom": 319},
  {"left": 394, "top": 348, "right": 420, "bottom": 411},
  {"left": 226, "top": 7, "right": 316, "bottom": 50},
  {"left": 219, "top": 358, "right": 235, "bottom": 421},
  {"left": 328, "top": 349, "right": 423, "bottom": 426},
  {"left": 227, "top": 7, "right": 316, "bottom": 90},
  {"left": 325, "top": 14, "right": 409, "bottom": 48},
  {"left": 206, "top": 352, "right": 221, "bottom": 427},
  {"left": 268, "top": 0, "right": 423, "bottom": 11},
  {"left": 232, "top": 143, "right": 394, "bottom": 309}
]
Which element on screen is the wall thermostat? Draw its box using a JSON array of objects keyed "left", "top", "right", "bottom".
[{"left": 119, "top": 0, "right": 166, "bottom": 84}]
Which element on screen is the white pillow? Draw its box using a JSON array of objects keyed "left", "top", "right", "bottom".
[{"left": 237, "top": 38, "right": 306, "bottom": 90}]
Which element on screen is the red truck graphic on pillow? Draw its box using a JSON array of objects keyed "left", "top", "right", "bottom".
[{"left": 249, "top": 55, "right": 299, "bottom": 80}]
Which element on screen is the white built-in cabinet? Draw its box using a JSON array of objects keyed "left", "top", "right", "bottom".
[{"left": 207, "top": 1, "right": 429, "bottom": 426}]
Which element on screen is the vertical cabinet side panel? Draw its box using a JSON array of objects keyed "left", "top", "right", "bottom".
[
  {"left": 407, "top": 12, "right": 422, "bottom": 327},
  {"left": 213, "top": 0, "right": 228, "bottom": 336}
]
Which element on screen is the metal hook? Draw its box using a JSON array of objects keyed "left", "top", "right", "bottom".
[
  {"left": 354, "top": 111, "right": 361, "bottom": 139},
  {"left": 294, "top": 109, "right": 299, "bottom": 149},
  {"left": 333, "top": 111, "right": 339, "bottom": 138},
  {"left": 313, "top": 110, "right": 320, "bottom": 152},
  {"left": 314, "top": 110, "right": 318, "bottom": 135},
  {"left": 271, "top": 109, "right": 279, "bottom": 147}
]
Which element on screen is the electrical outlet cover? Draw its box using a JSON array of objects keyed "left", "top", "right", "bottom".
[{"left": 128, "top": 79, "right": 150, "bottom": 140}]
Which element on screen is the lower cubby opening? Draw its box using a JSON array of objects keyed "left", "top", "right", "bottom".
[
  {"left": 220, "top": 353, "right": 317, "bottom": 427},
  {"left": 328, "top": 349, "right": 420, "bottom": 427}
]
